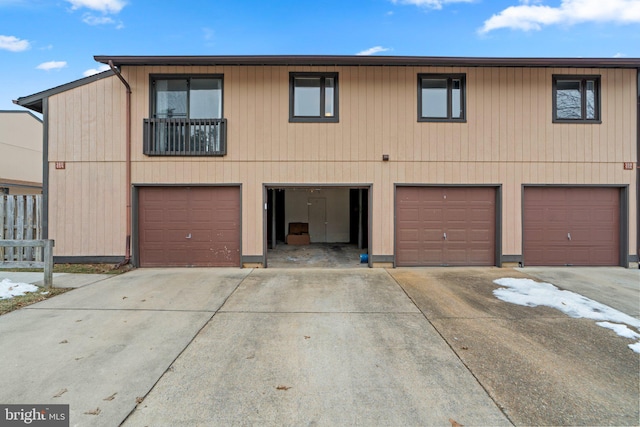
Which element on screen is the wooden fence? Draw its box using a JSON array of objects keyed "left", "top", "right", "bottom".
[
  {"left": 0, "top": 194, "right": 43, "bottom": 262},
  {"left": 0, "top": 240, "right": 54, "bottom": 287}
]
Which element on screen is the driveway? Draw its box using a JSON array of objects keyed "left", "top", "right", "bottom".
[
  {"left": 389, "top": 267, "right": 639, "bottom": 426},
  {"left": 0, "top": 267, "right": 637, "bottom": 426}
]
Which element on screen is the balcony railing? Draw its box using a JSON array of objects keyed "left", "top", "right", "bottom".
[{"left": 143, "top": 118, "right": 227, "bottom": 156}]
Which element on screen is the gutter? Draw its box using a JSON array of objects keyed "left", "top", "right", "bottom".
[{"left": 108, "top": 60, "right": 132, "bottom": 266}]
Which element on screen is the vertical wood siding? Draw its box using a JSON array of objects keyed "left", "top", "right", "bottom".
[{"left": 48, "top": 66, "right": 637, "bottom": 259}]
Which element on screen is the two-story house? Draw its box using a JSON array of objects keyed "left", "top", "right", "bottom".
[
  {"left": 0, "top": 110, "right": 43, "bottom": 195},
  {"left": 15, "top": 55, "right": 639, "bottom": 268}
]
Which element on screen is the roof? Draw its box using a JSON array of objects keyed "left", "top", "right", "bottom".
[
  {"left": 95, "top": 55, "right": 640, "bottom": 68},
  {"left": 0, "top": 110, "right": 43, "bottom": 123},
  {"left": 15, "top": 55, "right": 640, "bottom": 113},
  {"left": 14, "top": 70, "right": 114, "bottom": 114}
]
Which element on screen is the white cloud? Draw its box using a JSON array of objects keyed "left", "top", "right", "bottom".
[
  {"left": 480, "top": 0, "right": 640, "bottom": 33},
  {"left": 203, "top": 27, "right": 215, "bottom": 41},
  {"left": 0, "top": 35, "right": 30, "bottom": 52},
  {"left": 83, "top": 13, "right": 114, "bottom": 25},
  {"left": 391, "top": 0, "right": 474, "bottom": 10},
  {"left": 83, "top": 64, "right": 111, "bottom": 77},
  {"left": 36, "top": 61, "right": 67, "bottom": 71},
  {"left": 357, "top": 46, "right": 392, "bottom": 56},
  {"left": 613, "top": 52, "right": 627, "bottom": 57},
  {"left": 66, "top": 0, "right": 125, "bottom": 13}
]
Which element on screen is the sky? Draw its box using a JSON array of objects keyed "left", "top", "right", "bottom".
[
  {"left": 493, "top": 278, "right": 640, "bottom": 353},
  {"left": 1, "top": 0, "right": 639, "bottom": 111}
]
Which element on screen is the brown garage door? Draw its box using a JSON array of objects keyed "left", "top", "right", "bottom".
[
  {"left": 523, "top": 187, "right": 619, "bottom": 266},
  {"left": 138, "top": 186, "right": 240, "bottom": 267},
  {"left": 396, "top": 187, "right": 496, "bottom": 266}
]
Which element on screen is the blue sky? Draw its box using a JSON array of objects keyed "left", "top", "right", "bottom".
[{"left": 1, "top": 0, "right": 639, "bottom": 111}]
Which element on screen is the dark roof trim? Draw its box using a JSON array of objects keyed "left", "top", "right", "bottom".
[
  {"left": 14, "top": 69, "right": 114, "bottom": 114},
  {"left": 95, "top": 55, "right": 640, "bottom": 69},
  {"left": 0, "top": 110, "right": 43, "bottom": 123}
]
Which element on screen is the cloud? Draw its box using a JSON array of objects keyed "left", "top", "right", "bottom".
[
  {"left": 0, "top": 35, "right": 30, "bottom": 52},
  {"left": 36, "top": 61, "right": 67, "bottom": 71},
  {"left": 83, "top": 13, "right": 113, "bottom": 24},
  {"left": 391, "top": 0, "right": 474, "bottom": 10},
  {"left": 65, "top": 0, "right": 125, "bottom": 13},
  {"left": 480, "top": 0, "right": 640, "bottom": 33},
  {"left": 83, "top": 64, "right": 111, "bottom": 77},
  {"left": 357, "top": 46, "right": 392, "bottom": 56},
  {"left": 203, "top": 27, "right": 214, "bottom": 41},
  {"left": 613, "top": 52, "right": 627, "bottom": 57}
]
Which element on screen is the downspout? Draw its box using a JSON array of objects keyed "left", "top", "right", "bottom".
[{"left": 108, "top": 60, "right": 132, "bottom": 266}]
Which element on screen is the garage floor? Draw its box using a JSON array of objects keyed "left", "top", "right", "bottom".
[{"left": 266, "top": 243, "right": 368, "bottom": 268}]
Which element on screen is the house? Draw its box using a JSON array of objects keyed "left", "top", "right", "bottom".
[
  {"left": 0, "top": 110, "right": 43, "bottom": 195},
  {"left": 14, "top": 55, "right": 639, "bottom": 268}
]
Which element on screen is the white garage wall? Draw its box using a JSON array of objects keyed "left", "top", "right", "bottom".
[{"left": 284, "top": 188, "right": 350, "bottom": 243}]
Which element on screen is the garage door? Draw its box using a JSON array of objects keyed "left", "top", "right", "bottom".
[
  {"left": 138, "top": 186, "right": 240, "bottom": 267},
  {"left": 523, "top": 187, "right": 620, "bottom": 266},
  {"left": 396, "top": 187, "right": 496, "bottom": 266}
]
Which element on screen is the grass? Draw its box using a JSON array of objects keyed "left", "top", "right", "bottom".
[
  {"left": 0, "top": 287, "right": 71, "bottom": 316},
  {"left": 0, "top": 263, "right": 133, "bottom": 316},
  {"left": 2, "top": 262, "right": 133, "bottom": 274}
]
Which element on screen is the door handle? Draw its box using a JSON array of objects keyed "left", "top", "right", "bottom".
[
  {"left": 186, "top": 233, "right": 192, "bottom": 239},
  {"left": 567, "top": 232, "right": 571, "bottom": 241}
]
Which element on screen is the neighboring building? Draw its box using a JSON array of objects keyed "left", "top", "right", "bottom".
[
  {"left": 0, "top": 110, "right": 43, "bottom": 195},
  {"left": 15, "top": 55, "right": 639, "bottom": 267}
]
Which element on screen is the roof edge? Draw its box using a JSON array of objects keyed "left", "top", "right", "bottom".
[
  {"left": 94, "top": 55, "right": 640, "bottom": 68},
  {"left": 0, "top": 110, "right": 43, "bottom": 123},
  {"left": 14, "top": 69, "right": 115, "bottom": 114}
]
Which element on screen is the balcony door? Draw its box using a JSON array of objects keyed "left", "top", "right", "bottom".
[
  {"left": 154, "top": 77, "right": 222, "bottom": 119},
  {"left": 148, "top": 76, "right": 224, "bottom": 155}
]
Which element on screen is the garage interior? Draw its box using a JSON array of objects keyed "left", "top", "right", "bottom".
[{"left": 265, "top": 187, "right": 369, "bottom": 268}]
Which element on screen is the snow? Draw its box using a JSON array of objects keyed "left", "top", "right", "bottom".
[
  {"left": 493, "top": 277, "right": 640, "bottom": 354},
  {"left": 0, "top": 278, "right": 40, "bottom": 300}
]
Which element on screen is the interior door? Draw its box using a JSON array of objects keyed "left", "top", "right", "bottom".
[{"left": 308, "top": 198, "right": 326, "bottom": 243}]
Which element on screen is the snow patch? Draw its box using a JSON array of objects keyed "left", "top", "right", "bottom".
[
  {"left": 0, "top": 278, "right": 40, "bottom": 300},
  {"left": 493, "top": 278, "right": 640, "bottom": 354}
]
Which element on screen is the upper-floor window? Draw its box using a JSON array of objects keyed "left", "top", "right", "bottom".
[
  {"left": 289, "top": 73, "right": 338, "bottom": 122},
  {"left": 144, "top": 75, "right": 226, "bottom": 156},
  {"left": 418, "top": 74, "right": 466, "bottom": 122},
  {"left": 153, "top": 76, "right": 222, "bottom": 119},
  {"left": 553, "top": 75, "right": 601, "bottom": 123}
]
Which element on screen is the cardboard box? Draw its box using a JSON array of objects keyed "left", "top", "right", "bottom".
[
  {"left": 288, "top": 222, "right": 309, "bottom": 235},
  {"left": 286, "top": 222, "right": 310, "bottom": 245},
  {"left": 286, "top": 234, "right": 310, "bottom": 245}
]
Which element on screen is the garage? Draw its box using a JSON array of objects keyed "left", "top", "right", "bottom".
[
  {"left": 523, "top": 187, "right": 621, "bottom": 266},
  {"left": 137, "top": 186, "right": 240, "bottom": 267},
  {"left": 395, "top": 186, "right": 498, "bottom": 266}
]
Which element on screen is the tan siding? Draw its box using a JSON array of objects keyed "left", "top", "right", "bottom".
[{"left": 47, "top": 64, "right": 637, "bottom": 260}]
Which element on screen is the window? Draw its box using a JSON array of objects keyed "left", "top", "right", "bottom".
[
  {"left": 553, "top": 75, "right": 600, "bottom": 123},
  {"left": 145, "top": 75, "right": 226, "bottom": 156},
  {"left": 153, "top": 76, "right": 222, "bottom": 119},
  {"left": 289, "top": 73, "right": 338, "bottom": 122},
  {"left": 418, "top": 74, "right": 465, "bottom": 122}
]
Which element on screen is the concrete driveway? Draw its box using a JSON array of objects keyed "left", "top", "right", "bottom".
[
  {"left": 390, "top": 267, "right": 639, "bottom": 426},
  {"left": 0, "top": 266, "right": 637, "bottom": 426}
]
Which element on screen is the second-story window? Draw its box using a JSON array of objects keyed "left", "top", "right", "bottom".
[
  {"left": 145, "top": 75, "right": 226, "bottom": 156},
  {"left": 289, "top": 73, "right": 338, "bottom": 122},
  {"left": 553, "top": 75, "right": 601, "bottom": 123},
  {"left": 418, "top": 74, "right": 466, "bottom": 122},
  {"left": 154, "top": 77, "right": 222, "bottom": 119}
]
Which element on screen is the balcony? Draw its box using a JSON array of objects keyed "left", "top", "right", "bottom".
[{"left": 143, "top": 118, "right": 227, "bottom": 156}]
